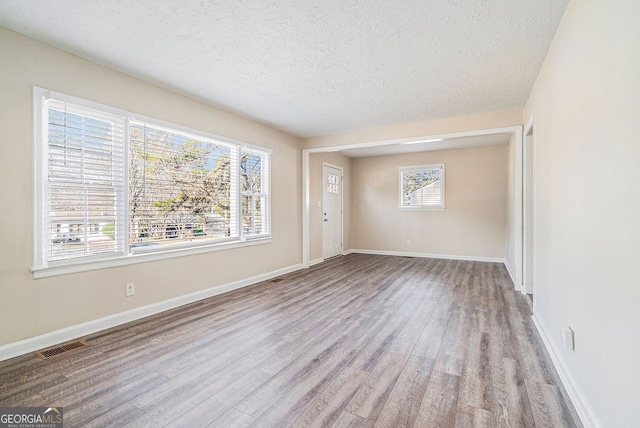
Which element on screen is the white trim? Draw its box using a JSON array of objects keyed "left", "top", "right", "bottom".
[
  {"left": 398, "top": 206, "right": 446, "bottom": 211},
  {"left": 309, "top": 250, "right": 352, "bottom": 265},
  {"left": 514, "top": 126, "right": 524, "bottom": 292},
  {"left": 504, "top": 259, "right": 517, "bottom": 286},
  {"left": 532, "top": 315, "right": 604, "bottom": 428},
  {"left": 32, "top": 237, "right": 271, "bottom": 279},
  {"left": 302, "top": 151, "right": 310, "bottom": 267},
  {"left": 303, "top": 125, "right": 521, "bottom": 154},
  {"left": 1, "top": 262, "right": 303, "bottom": 362},
  {"left": 351, "top": 249, "right": 505, "bottom": 264},
  {"left": 32, "top": 88, "right": 46, "bottom": 271},
  {"left": 301, "top": 125, "right": 523, "bottom": 270},
  {"left": 129, "top": 113, "right": 272, "bottom": 154},
  {"left": 522, "top": 115, "right": 536, "bottom": 296},
  {"left": 122, "top": 115, "right": 131, "bottom": 256}
]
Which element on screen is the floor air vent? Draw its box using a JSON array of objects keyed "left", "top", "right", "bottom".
[
  {"left": 35, "top": 340, "right": 88, "bottom": 360},
  {"left": 270, "top": 277, "right": 285, "bottom": 283}
]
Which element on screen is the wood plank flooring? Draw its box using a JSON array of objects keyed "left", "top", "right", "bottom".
[{"left": 0, "top": 254, "right": 582, "bottom": 427}]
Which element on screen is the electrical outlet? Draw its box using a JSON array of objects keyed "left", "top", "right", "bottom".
[
  {"left": 125, "top": 282, "right": 135, "bottom": 297},
  {"left": 406, "top": 239, "right": 411, "bottom": 247}
]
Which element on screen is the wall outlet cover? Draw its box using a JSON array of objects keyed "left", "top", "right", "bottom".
[{"left": 125, "top": 282, "right": 135, "bottom": 297}]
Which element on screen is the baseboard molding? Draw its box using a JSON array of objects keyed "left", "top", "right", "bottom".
[
  {"left": 308, "top": 258, "right": 324, "bottom": 267},
  {"left": 308, "top": 250, "right": 353, "bottom": 268},
  {"left": 532, "top": 315, "right": 603, "bottom": 428},
  {"left": 504, "top": 259, "right": 517, "bottom": 288},
  {"left": 0, "top": 263, "right": 303, "bottom": 363},
  {"left": 351, "top": 248, "right": 506, "bottom": 264}
]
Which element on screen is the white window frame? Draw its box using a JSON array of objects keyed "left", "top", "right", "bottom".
[
  {"left": 239, "top": 147, "right": 271, "bottom": 241},
  {"left": 398, "top": 164, "right": 446, "bottom": 210},
  {"left": 33, "top": 87, "right": 272, "bottom": 278}
]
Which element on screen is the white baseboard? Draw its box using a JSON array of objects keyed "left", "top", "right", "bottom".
[
  {"left": 532, "top": 315, "right": 603, "bottom": 428},
  {"left": 0, "top": 263, "right": 303, "bottom": 362},
  {"left": 351, "top": 248, "right": 506, "bottom": 264},
  {"left": 308, "top": 258, "right": 324, "bottom": 267},
  {"left": 308, "top": 250, "right": 352, "bottom": 267},
  {"left": 504, "top": 259, "right": 517, "bottom": 288}
]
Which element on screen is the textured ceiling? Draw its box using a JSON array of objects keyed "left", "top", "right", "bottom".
[{"left": 0, "top": 0, "right": 567, "bottom": 138}]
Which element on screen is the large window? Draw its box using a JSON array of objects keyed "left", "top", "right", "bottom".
[
  {"left": 399, "top": 164, "right": 446, "bottom": 209},
  {"left": 34, "top": 88, "right": 271, "bottom": 274}
]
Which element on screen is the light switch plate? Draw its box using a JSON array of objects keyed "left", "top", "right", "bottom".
[{"left": 562, "top": 327, "right": 575, "bottom": 351}]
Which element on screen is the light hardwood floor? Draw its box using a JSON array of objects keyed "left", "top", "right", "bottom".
[{"left": 0, "top": 254, "right": 581, "bottom": 427}]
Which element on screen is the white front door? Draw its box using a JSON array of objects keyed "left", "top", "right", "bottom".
[{"left": 323, "top": 164, "right": 343, "bottom": 259}]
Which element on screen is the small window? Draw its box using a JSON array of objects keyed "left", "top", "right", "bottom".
[
  {"left": 326, "top": 173, "right": 339, "bottom": 193},
  {"left": 399, "top": 164, "right": 445, "bottom": 209}
]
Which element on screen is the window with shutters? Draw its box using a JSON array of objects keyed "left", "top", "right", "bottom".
[
  {"left": 399, "top": 164, "right": 446, "bottom": 210},
  {"left": 33, "top": 88, "right": 271, "bottom": 276}
]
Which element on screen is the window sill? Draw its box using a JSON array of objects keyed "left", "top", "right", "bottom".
[
  {"left": 31, "top": 236, "right": 272, "bottom": 279},
  {"left": 398, "top": 206, "right": 446, "bottom": 211}
]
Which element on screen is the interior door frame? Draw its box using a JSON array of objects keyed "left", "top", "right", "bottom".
[
  {"left": 321, "top": 162, "right": 344, "bottom": 260},
  {"left": 523, "top": 115, "right": 536, "bottom": 296}
]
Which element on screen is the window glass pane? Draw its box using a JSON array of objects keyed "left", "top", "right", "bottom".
[
  {"left": 240, "top": 150, "right": 267, "bottom": 237},
  {"left": 129, "top": 123, "right": 232, "bottom": 247},
  {"left": 242, "top": 216, "right": 254, "bottom": 234},
  {"left": 401, "top": 166, "right": 443, "bottom": 207}
]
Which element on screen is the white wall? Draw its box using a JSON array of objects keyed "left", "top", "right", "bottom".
[
  {"left": 351, "top": 145, "right": 509, "bottom": 260},
  {"left": 0, "top": 27, "right": 301, "bottom": 348},
  {"left": 524, "top": 1, "right": 640, "bottom": 426}
]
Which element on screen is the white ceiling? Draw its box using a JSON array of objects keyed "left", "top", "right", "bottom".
[{"left": 0, "top": 0, "right": 567, "bottom": 138}]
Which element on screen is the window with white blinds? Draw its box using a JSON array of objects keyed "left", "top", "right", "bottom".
[
  {"left": 34, "top": 88, "right": 272, "bottom": 273},
  {"left": 399, "top": 164, "right": 446, "bottom": 209},
  {"left": 43, "top": 98, "right": 126, "bottom": 262},
  {"left": 240, "top": 148, "right": 270, "bottom": 237}
]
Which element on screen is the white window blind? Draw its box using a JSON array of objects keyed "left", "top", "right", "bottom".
[
  {"left": 240, "top": 148, "right": 270, "bottom": 237},
  {"left": 44, "top": 98, "right": 126, "bottom": 262},
  {"left": 129, "top": 121, "right": 235, "bottom": 249},
  {"left": 399, "top": 164, "right": 446, "bottom": 209}
]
